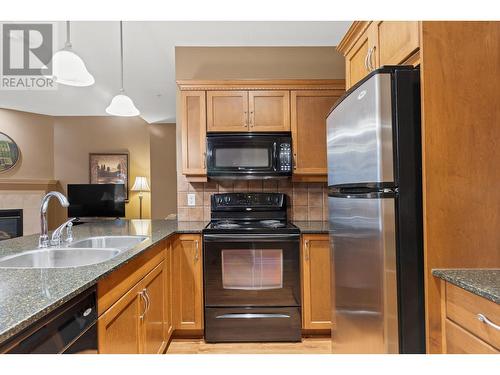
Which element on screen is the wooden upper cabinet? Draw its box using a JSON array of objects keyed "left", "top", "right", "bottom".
[
  {"left": 173, "top": 234, "right": 203, "bottom": 331},
  {"left": 291, "top": 90, "right": 342, "bottom": 181},
  {"left": 301, "top": 234, "right": 332, "bottom": 330},
  {"left": 338, "top": 21, "right": 421, "bottom": 89},
  {"left": 345, "top": 31, "right": 372, "bottom": 88},
  {"left": 207, "top": 91, "right": 248, "bottom": 132},
  {"left": 181, "top": 91, "right": 207, "bottom": 176},
  {"left": 249, "top": 91, "right": 290, "bottom": 131},
  {"left": 141, "top": 262, "right": 165, "bottom": 354},
  {"left": 374, "top": 21, "right": 420, "bottom": 66}
]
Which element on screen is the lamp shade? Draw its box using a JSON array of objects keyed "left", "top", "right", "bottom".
[
  {"left": 50, "top": 49, "right": 95, "bottom": 87},
  {"left": 105, "top": 93, "right": 140, "bottom": 117},
  {"left": 131, "top": 176, "right": 150, "bottom": 192}
]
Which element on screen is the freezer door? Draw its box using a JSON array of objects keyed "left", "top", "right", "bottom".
[
  {"left": 327, "top": 73, "right": 394, "bottom": 187},
  {"left": 329, "top": 195, "right": 399, "bottom": 354}
]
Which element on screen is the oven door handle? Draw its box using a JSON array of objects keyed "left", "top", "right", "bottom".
[
  {"left": 203, "top": 233, "right": 300, "bottom": 242},
  {"left": 215, "top": 313, "right": 290, "bottom": 319}
]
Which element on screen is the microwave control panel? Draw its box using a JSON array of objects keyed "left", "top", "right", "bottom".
[{"left": 279, "top": 143, "right": 292, "bottom": 171}]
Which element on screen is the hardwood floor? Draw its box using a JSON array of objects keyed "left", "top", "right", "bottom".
[{"left": 166, "top": 337, "right": 332, "bottom": 354}]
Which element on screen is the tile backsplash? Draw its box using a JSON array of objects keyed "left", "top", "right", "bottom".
[{"left": 177, "top": 175, "right": 328, "bottom": 222}]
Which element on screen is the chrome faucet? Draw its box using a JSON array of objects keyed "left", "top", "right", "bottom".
[
  {"left": 51, "top": 218, "right": 76, "bottom": 246},
  {"left": 39, "top": 191, "right": 70, "bottom": 248}
]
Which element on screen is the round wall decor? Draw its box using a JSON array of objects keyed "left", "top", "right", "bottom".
[{"left": 0, "top": 132, "right": 20, "bottom": 173}]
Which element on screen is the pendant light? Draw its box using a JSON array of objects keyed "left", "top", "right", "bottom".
[
  {"left": 49, "top": 21, "right": 95, "bottom": 87},
  {"left": 106, "top": 21, "right": 140, "bottom": 117}
]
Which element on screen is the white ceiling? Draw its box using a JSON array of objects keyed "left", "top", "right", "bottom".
[{"left": 0, "top": 21, "right": 351, "bottom": 124}]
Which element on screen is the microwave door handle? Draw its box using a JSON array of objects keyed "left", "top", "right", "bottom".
[{"left": 272, "top": 142, "right": 278, "bottom": 171}]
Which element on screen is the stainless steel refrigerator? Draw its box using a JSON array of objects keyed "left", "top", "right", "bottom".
[{"left": 327, "top": 66, "right": 425, "bottom": 354}]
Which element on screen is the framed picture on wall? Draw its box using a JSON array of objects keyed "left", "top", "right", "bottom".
[
  {"left": 89, "top": 153, "right": 129, "bottom": 201},
  {"left": 0, "top": 132, "right": 20, "bottom": 173}
]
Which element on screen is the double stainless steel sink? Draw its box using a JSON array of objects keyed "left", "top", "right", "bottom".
[{"left": 0, "top": 236, "right": 148, "bottom": 269}]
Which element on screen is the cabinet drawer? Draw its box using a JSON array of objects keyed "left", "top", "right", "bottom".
[
  {"left": 446, "top": 283, "right": 500, "bottom": 350},
  {"left": 445, "top": 319, "right": 498, "bottom": 354}
]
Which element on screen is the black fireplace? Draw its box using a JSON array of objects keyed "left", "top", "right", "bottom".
[{"left": 0, "top": 209, "right": 23, "bottom": 241}]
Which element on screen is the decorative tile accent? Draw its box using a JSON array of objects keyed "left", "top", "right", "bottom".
[{"left": 176, "top": 174, "right": 327, "bottom": 222}]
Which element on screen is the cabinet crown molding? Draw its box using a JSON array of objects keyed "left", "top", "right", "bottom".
[
  {"left": 177, "top": 79, "right": 345, "bottom": 91},
  {"left": 336, "top": 21, "right": 372, "bottom": 55}
]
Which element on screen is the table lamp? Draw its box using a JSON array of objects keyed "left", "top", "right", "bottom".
[{"left": 131, "top": 176, "right": 150, "bottom": 219}]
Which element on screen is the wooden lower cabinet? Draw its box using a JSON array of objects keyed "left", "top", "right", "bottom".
[
  {"left": 440, "top": 281, "right": 499, "bottom": 354},
  {"left": 98, "top": 281, "right": 143, "bottom": 354},
  {"left": 301, "top": 234, "right": 332, "bottom": 331},
  {"left": 98, "top": 261, "right": 165, "bottom": 354},
  {"left": 163, "top": 240, "right": 174, "bottom": 341},
  {"left": 173, "top": 234, "right": 204, "bottom": 331},
  {"left": 141, "top": 263, "right": 165, "bottom": 354}
]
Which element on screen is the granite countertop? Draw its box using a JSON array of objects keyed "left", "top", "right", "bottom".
[
  {"left": 292, "top": 221, "right": 329, "bottom": 233},
  {"left": 0, "top": 219, "right": 207, "bottom": 345},
  {"left": 432, "top": 269, "right": 500, "bottom": 304}
]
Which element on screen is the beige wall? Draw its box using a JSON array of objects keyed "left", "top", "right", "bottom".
[
  {"left": 53, "top": 116, "right": 152, "bottom": 220},
  {"left": 175, "top": 46, "right": 345, "bottom": 221},
  {"left": 1, "top": 107, "right": 179, "bottom": 224},
  {"left": 149, "top": 123, "right": 177, "bottom": 219},
  {"left": 0, "top": 109, "right": 54, "bottom": 179},
  {"left": 175, "top": 46, "right": 345, "bottom": 80}
]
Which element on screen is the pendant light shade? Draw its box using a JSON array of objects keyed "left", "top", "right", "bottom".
[
  {"left": 106, "top": 91, "right": 140, "bottom": 117},
  {"left": 106, "top": 21, "right": 140, "bottom": 117},
  {"left": 49, "top": 22, "right": 95, "bottom": 87}
]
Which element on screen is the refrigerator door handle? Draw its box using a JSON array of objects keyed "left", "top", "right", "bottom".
[{"left": 328, "top": 186, "right": 397, "bottom": 199}]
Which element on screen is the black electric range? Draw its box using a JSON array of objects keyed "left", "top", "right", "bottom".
[{"left": 202, "top": 192, "right": 301, "bottom": 342}]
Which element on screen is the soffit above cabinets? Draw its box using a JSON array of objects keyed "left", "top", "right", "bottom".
[{"left": 0, "top": 21, "right": 351, "bottom": 124}]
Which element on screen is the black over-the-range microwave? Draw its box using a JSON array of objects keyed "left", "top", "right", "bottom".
[{"left": 206, "top": 132, "right": 292, "bottom": 179}]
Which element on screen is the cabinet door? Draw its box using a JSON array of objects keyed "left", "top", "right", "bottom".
[
  {"left": 207, "top": 91, "right": 248, "bottom": 132},
  {"left": 345, "top": 31, "right": 371, "bottom": 88},
  {"left": 291, "top": 91, "right": 342, "bottom": 181},
  {"left": 164, "top": 240, "right": 174, "bottom": 342},
  {"left": 98, "top": 283, "right": 143, "bottom": 354},
  {"left": 181, "top": 91, "right": 207, "bottom": 176},
  {"left": 375, "top": 21, "right": 420, "bottom": 66},
  {"left": 248, "top": 91, "right": 290, "bottom": 131},
  {"left": 173, "top": 234, "right": 203, "bottom": 330},
  {"left": 301, "top": 234, "right": 332, "bottom": 330},
  {"left": 141, "top": 262, "right": 165, "bottom": 354}
]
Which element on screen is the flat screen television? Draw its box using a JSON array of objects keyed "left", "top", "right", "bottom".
[{"left": 68, "top": 184, "right": 126, "bottom": 218}]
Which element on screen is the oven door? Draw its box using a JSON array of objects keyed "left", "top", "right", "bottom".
[
  {"left": 203, "top": 233, "right": 300, "bottom": 307},
  {"left": 206, "top": 133, "right": 291, "bottom": 179}
]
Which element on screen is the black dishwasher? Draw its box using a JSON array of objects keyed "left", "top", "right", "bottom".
[{"left": 1, "top": 286, "right": 97, "bottom": 354}]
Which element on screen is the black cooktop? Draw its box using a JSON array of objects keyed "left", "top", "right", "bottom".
[{"left": 204, "top": 192, "right": 299, "bottom": 235}]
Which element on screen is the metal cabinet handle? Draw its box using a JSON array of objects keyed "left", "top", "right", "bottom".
[
  {"left": 368, "top": 46, "right": 376, "bottom": 71},
  {"left": 243, "top": 111, "right": 248, "bottom": 127},
  {"left": 368, "top": 47, "right": 374, "bottom": 71},
  {"left": 194, "top": 240, "right": 199, "bottom": 262},
  {"left": 304, "top": 239, "right": 310, "bottom": 261},
  {"left": 139, "top": 290, "right": 147, "bottom": 320},
  {"left": 249, "top": 111, "right": 254, "bottom": 128},
  {"left": 144, "top": 289, "right": 151, "bottom": 315},
  {"left": 364, "top": 48, "right": 370, "bottom": 71},
  {"left": 203, "top": 151, "right": 207, "bottom": 169},
  {"left": 293, "top": 153, "right": 297, "bottom": 170},
  {"left": 477, "top": 313, "right": 500, "bottom": 331}
]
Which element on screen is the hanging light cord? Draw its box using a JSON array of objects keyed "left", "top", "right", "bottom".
[
  {"left": 65, "top": 21, "right": 72, "bottom": 49},
  {"left": 120, "top": 21, "right": 124, "bottom": 93}
]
